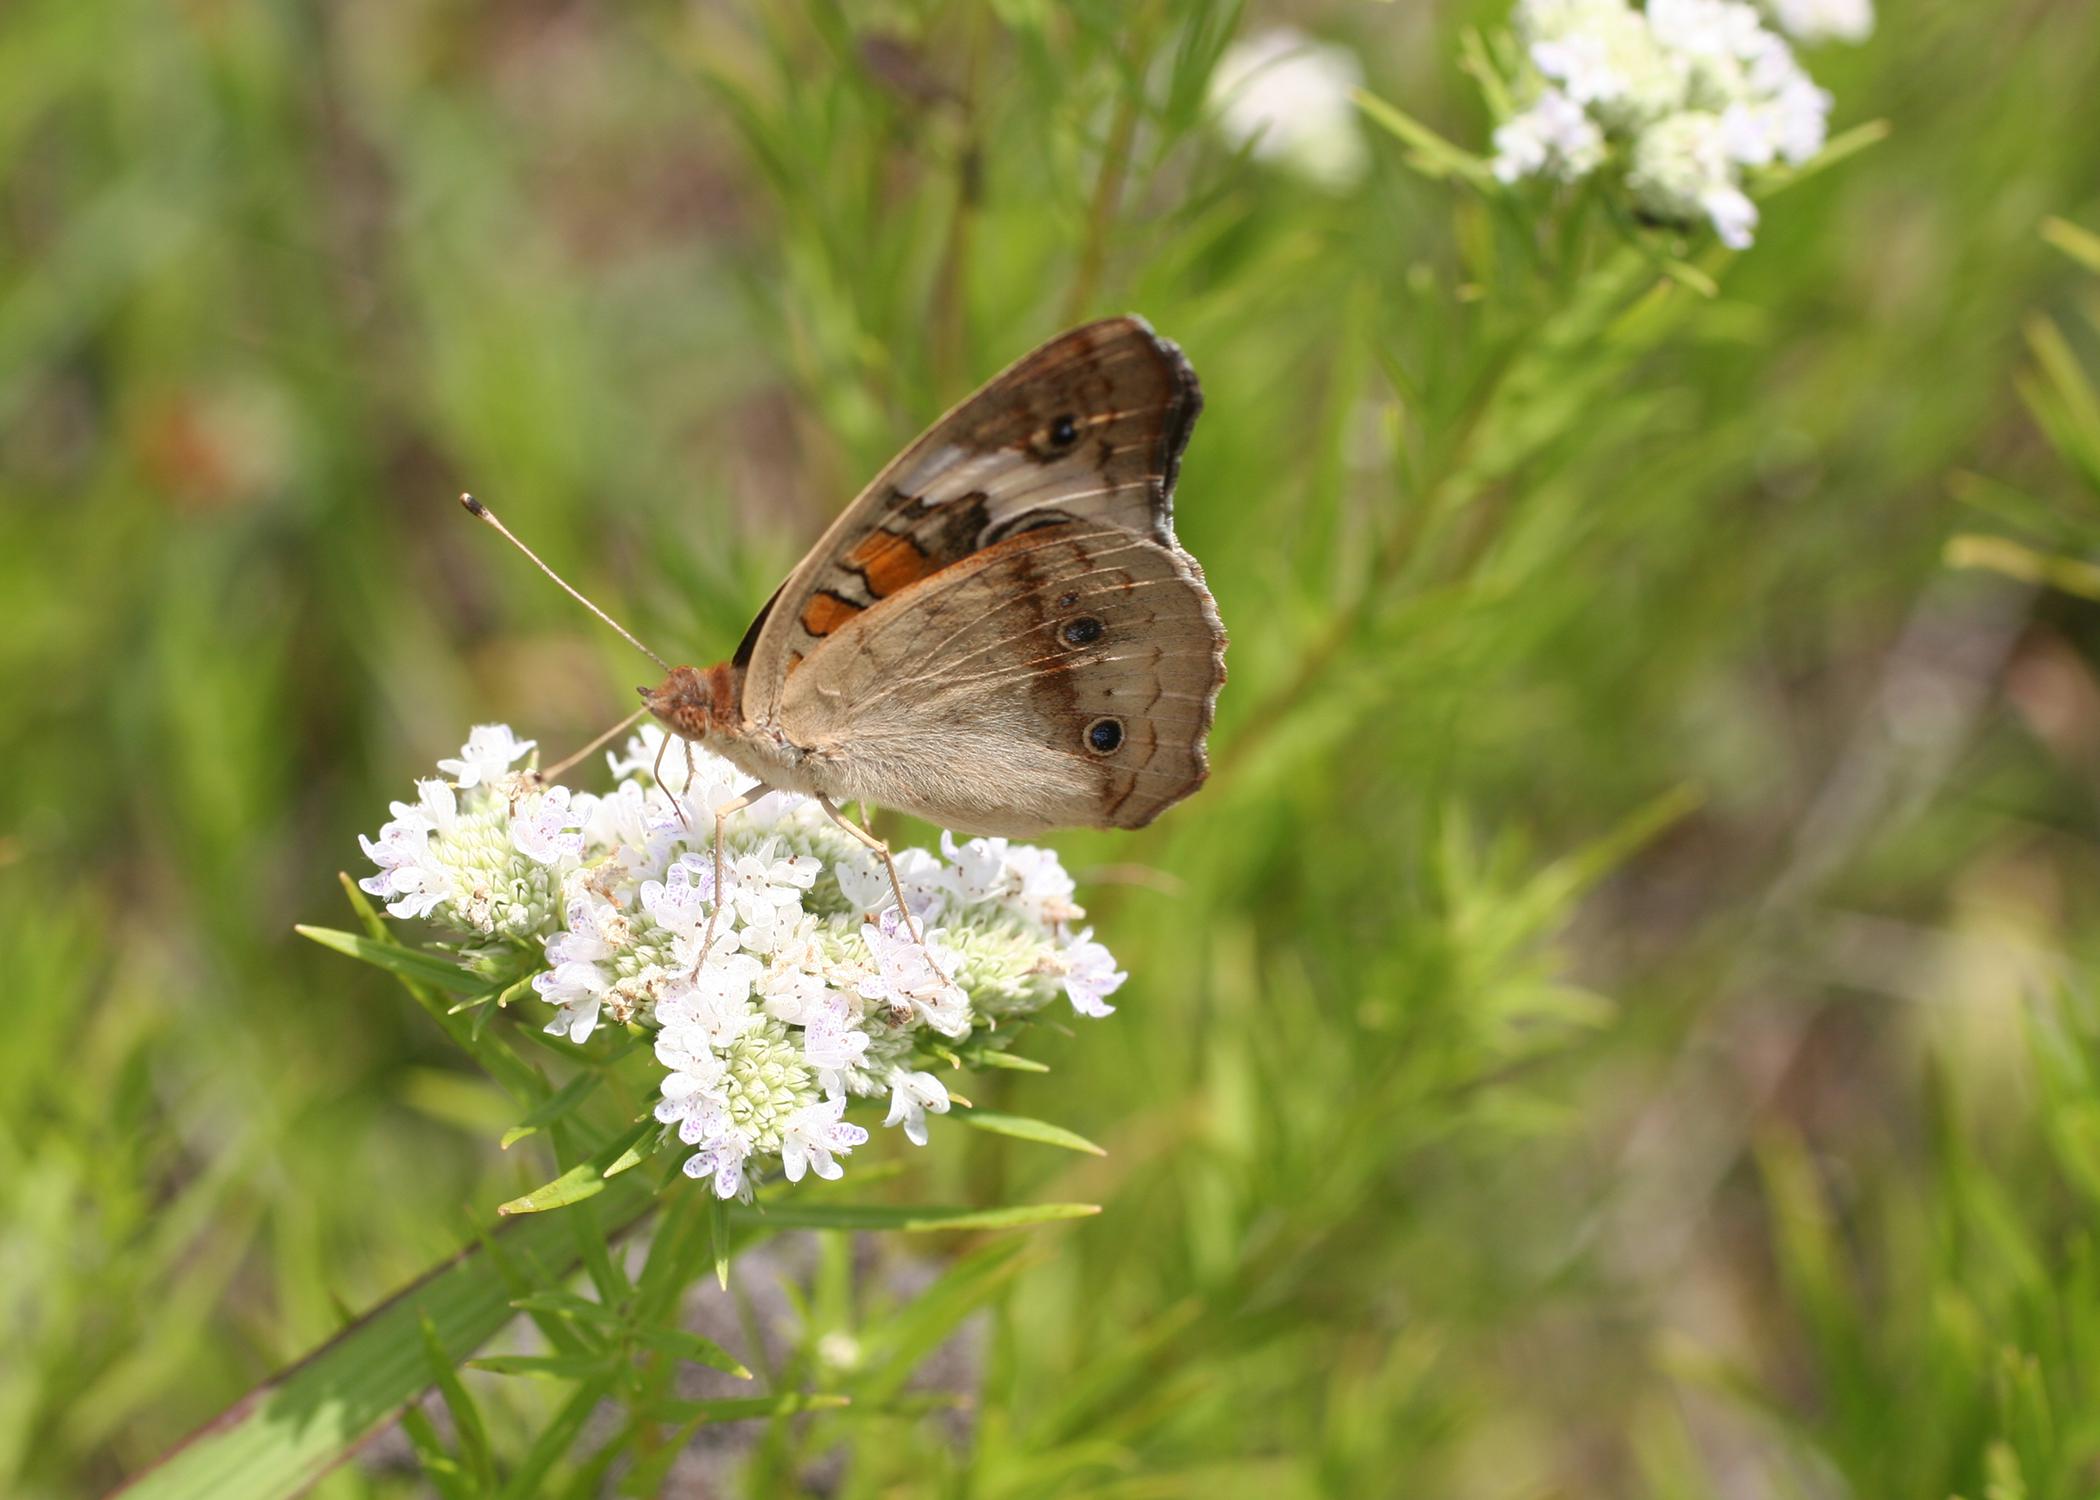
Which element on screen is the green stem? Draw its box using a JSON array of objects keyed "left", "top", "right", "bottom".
[{"left": 1064, "top": 17, "right": 1155, "bottom": 323}]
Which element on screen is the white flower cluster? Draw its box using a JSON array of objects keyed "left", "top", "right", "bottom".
[
  {"left": 1764, "top": 0, "right": 1872, "bottom": 45},
  {"left": 1490, "top": 0, "right": 1869, "bottom": 249},
  {"left": 360, "top": 724, "right": 1124, "bottom": 1200},
  {"left": 1208, "top": 27, "right": 1369, "bottom": 191}
]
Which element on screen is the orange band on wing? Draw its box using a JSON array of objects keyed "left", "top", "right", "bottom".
[
  {"left": 799, "top": 590, "right": 864, "bottom": 637},
  {"left": 844, "top": 529, "right": 937, "bottom": 598}
]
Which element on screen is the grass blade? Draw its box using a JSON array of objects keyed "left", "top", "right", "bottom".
[{"left": 110, "top": 1176, "right": 656, "bottom": 1500}]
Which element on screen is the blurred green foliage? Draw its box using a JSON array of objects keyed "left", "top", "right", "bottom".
[{"left": 9, "top": 0, "right": 2100, "bottom": 1495}]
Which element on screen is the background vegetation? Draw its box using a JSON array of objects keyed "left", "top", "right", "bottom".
[{"left": 7, "top": 0, "right": 2100, "bottom": 1494}]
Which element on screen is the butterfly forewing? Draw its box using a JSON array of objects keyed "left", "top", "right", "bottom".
[
  {"left": 774, "top": 521, "right": 1226, "bottom": 837},
  {"left": 739, "top": 316, "right": 1203, "bottom": 720}
]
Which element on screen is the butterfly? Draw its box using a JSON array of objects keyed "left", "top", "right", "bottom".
[{"left": 469, "top": 316, "right": 1225, "bottom": 926}]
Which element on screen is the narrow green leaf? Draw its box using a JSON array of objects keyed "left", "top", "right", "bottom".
[
  {"left": 569, "top": 1197, "right": 632, "bottom": 1305},
  {"left": 954, "top": 1107, "right": 1107, "bottom": 1157},
  {"left": 661, "top": 1392, "right": 850, "bottom": 1422},
  {"left": 333, "top": 876, "right": 547, "bottom": 1105},
  {"left": 1456, "top": 26, "right": 1513, "bottom": 120},
  {"left": 638, "top": 1326, "right": 753, "bottom": 1380},
  {"left": 454, "top": 972, "right": 538, "bottom": 1017},
  {"left": 419, "top": 1311, "right": 493, "bottom": 1492},
  {"left": 498, "top": 1371, "right": 618, "bottom": 1500},
  {"left": 633, "top": 1192, "right": 709, "bottom": 1323},
  {"left": 396, "top": 1403, "right": 471, "bottom": 1500},
  {"left": 508, "top": 1290, "right": 623, "bottom": 1328},
  {"left": 2024, "top": 313, "right": 2100, "bottom": 485},
  {"left": 1353, "top": 90, "right": 1493, "bottom": 185},
  {"left": 737, "top": 1201, "right": 1100, "bottom": 1233},
  {"left": 615, "top": 1412, "right": 710, "bottom": 1498},
  {"left": 294, "top": 924, "right": 479, "bottom": 994},
  {"left": 968, "top": 1049, "right": 1051, "bottom": 1073},
  {"left": 113, "top": 1175, "right": 656, "bottom": 1500},
  {"left": 708, "top": 1192, "right": 732, "bottom": 1291},
  {"left": 499, "top": 1120, "right": 656, "bottom": 1216},
  {"left": 465, "top": 1354, "right": 609, "bottom": 1380},
  {"left": 1760, "top": 117, "right": 1891, "bottom": 196},
  {"left": 1946, "top": 534, "right": 2100, "bottom": 602},
  {"left": 501, "top": 1072, "right": 601, "bottom": 1150},
  {"left": 855, "top": 1241, "right": 1031, "bottom": 1404},
  {"left": 2043, "top": 215, "right": 2100, "bottom": 275}
]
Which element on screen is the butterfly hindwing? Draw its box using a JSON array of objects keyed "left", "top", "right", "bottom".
[
  {"left": 738, "top": 316, "right": 1202, "bottom": 720},
  {"left": 773, "top": 520, "right": 1226, "bottom": 836}
]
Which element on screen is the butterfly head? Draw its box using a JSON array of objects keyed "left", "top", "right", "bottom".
[{"left": 641, "top": 662, "right": 739, "bottom": 741}]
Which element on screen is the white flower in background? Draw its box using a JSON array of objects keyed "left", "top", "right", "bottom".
[
  {"left": 883, "top": 1068, "right": 951, "bottom": 1147},
  {"left": 1492, "top": 89, "right": 1608, "bottom": 182},
  {"left": 1763, "top": 0, "right": 1871, "bottom": 44},
  {"left": 1626, "top": 110, "right": 1760, "bottom": 247},
  {"left": 1209, "top": 27, "right": 1369, "bottom": 191},
  {"left": 359, "top": 724, "right": 1128, "bottom": 1197},
  {"left": 437, "top": 723, "right": 535, "bottom": 789},
  {"left": 1490, "top": 0, "right": 1853, "bottom": 249},
  {"left": 1521, "top": 0, "right": 1685, "bottom": 129}
]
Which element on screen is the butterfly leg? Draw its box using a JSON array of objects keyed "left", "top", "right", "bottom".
[
  {"left": 692, "top": 782, "right": 775, "bottom": 973},
  {"left": 814, "top": 797, "right": 955, "bottom": 983},
  {"left": 651, "top": 732, "right": 690, "bottom": 830}
]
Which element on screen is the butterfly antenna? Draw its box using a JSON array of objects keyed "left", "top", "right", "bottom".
[
  {"left": 458, "top": 493, "right": 670, "bottom": 671},
  {"left": 538, "top": 705, "right": 650, "bottom": 784}
]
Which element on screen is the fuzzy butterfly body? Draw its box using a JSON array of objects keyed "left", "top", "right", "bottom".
[{"left": 643, "top": 316, "right": 1226, "bottom": 838}]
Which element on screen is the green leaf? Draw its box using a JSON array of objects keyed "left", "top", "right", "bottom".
[
  {"left": 954, "top": 1107, "right": 1107, "bottom": 1156},
  {"left": 708, "top": 1192, "right": 732, "bottom": 1291},
  {"left": 498, "top": 1119, "right": 657, "bottom": 1217},
  {"left": 454, "top": 971, "right": 538, "bottom": 1017},
  {"left": 1945, "top": 534, "right": 2100, "bottom": 602},
  {"left": 967, "top": 1049, "right": 1051, "bottom": 1073},
  {"left": 294, "top": 924, "right": 480, "bottom": 994},
  {"left": 507, "top": 1290, "right": 623, "bottom": 1328},
  {"left": 2043, "top": 214, "right": 2100, "bottom": 275},
  {"left": 1760, "top": 117, "right": 1891, "bottom": 196},
  {"left": 1353, "top": 90, "right": 1493, "bottom": 185},
  {"left": 111, "top": 1174, "right": 655, "bottom": 1500},
  {"left": 330, "top": 876, "right": 547, "bottom": 1106},
  {"left": 737, "top": 1201, "right": 1099, "bottom": 1233},
  {"left": 395, "top": 1403, "right": 470, "bottom": 1500},
  {"left": 419, "top": 1311, "right": 494, "bottom": 1492},
  {"left": 854, "top": 1240, "right": 1031, "bottom": 1404},
  {"left": 499, "top": 1372, "right": 619, "bottom": 1500},
  {"left": 637, "top": 1327, "right": 753, "bottom": 1380},
  {"left": 660, "top": 1392, "right": 851, "bottom": 1422},
  {"left": 501, "top": 1072, "right": 602, "bottom": 1150},
  {"left": 464, "top": 1354, "right": 609, "bottom": 1380}
]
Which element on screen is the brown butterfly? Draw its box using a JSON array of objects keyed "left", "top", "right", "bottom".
[{"left": 467, "top": 316, "right": 1225, "bottom": 925}]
